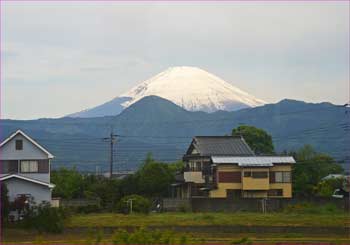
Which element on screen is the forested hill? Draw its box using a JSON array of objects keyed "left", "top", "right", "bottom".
[{"left": 0, "top": 96, "right": 348, "bottom": 172}]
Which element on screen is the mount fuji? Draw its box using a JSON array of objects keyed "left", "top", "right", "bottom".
[{"left": 68, "top": 66, "right": 266, "bottom": 118}]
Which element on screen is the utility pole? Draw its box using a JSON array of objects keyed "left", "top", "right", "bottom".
[{"left": 103, "top": 128, "right": 118, "bottom": 178}]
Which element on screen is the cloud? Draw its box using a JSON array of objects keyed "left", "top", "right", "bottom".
[{"left": 1, "top": 2, "right": 349, "bottom": 119}]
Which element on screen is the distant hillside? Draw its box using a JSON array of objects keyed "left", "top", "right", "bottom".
[{"left": 1, "top": 96, "right": 348, "bottom": 172}]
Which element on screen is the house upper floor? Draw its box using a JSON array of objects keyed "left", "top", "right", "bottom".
[{"left": 0, "top": 130, "right": 54, "bottom": 183}]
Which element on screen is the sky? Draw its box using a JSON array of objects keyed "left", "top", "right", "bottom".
[{"left": 1, "top": 2, "right": 349, "bottom": 119}]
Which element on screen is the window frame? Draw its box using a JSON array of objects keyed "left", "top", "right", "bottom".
[
  {"left": 20, "top": 160, "right": 39, "bottom": 173},
  {"left": 15, "top": 140, "right": 23, "bottom": 150},
  {"left": 252, "top": 171, "right": 268, "bottom": 179},
  {"left": 244, "top": 171, "right": 251, "bottom": 177},
  {"left": 273, "top": 171, "right": 291, "bottom": 183}
]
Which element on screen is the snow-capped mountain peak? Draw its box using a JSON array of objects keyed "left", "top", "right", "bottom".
[
  {"left": 121, "top": 66, "right": 265, "bottom": 112},
  {"left": 68, "top": 66, "right": 266, "bottom": 118}
]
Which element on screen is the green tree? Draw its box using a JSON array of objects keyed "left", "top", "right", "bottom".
[
  {"left": 51, "top": 167, "right": 84, "bottom": 199},
  {"left": 1, "top": 183, "right": 10, "bottom": 224},
  {"left": 232, "top": 125, "right": 274, "bottom": 154},
  {"left": 314, "top": 177, "right": 344, "bottom": 197},
  {"left": 292, "top": 145, "right": 343, "bottom": 196},
  {"left": 136, "top": 154, "right": 175, "bottom": 197},
  {"left": 86, "top": 176, "right": 121, "bottom": 208},
  {"left": 116, "top": 194, "right": 151, "bottom": 214}
]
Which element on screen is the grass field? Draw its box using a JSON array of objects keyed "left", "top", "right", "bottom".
[
  {"left": 67, "top": 212, "right": 349, "bottom": 228},
  {"left": 3, "top": 212, "right": 350, "bottom": 244}
]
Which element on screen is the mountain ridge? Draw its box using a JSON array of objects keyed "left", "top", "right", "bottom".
[{"left": 1, "top": 96, "right": 347, "bottom": 172}]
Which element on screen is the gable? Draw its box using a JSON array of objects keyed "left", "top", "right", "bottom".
[
  {"left": 0, "top": 131, "right": 53, "bottom": 160},
  {"left": 0, "top": 174, "right": 55, "bottom": 188},
  {"left": 185, "top": 140, "right": 199, "bottom": 155}
]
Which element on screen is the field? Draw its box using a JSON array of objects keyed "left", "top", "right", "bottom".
[
  {"left": 67, "top": 212, "right": 348, "bottom": 227},
  {"left": 3, "top": 212, "right": 350, "bottom": 244}
]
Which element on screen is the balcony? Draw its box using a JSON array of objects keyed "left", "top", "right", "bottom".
[{"left": 183, "top": 171, "right": 205, "bottom": 184}]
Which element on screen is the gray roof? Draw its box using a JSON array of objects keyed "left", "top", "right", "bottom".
[
  {"left": 187, "top": 136, "right": 255, "bottom": 156},
  {"left": 211, "top": 156, "right": 295, "bottom": 167}
]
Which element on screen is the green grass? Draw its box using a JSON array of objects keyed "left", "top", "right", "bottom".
[
  {"left": 66, "top": 212, "right": 348, "bottom": 228},
  {"left": 4, "top": 212, "right": 349, "bottom": 244}
]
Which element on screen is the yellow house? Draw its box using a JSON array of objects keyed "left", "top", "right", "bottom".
[
  {"left": 174, "top": 136, "right": 295, "bottom": 199},
  {"left": 209, "top": 156, "right": 294, "bottom": 198}
]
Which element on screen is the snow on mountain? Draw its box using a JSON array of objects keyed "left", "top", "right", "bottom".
[{"left": 68, "top": 66, "right": 266, "bottom": 118}]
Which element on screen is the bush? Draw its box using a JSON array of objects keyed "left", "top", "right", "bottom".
[
  {"left": 22, "top": 202, "right": 70, "bottom": 233},
  {"left": 112, "top": 228, "right": 176, "bottom": 245},
  {"left": 283, "top": 202, "right": 342, "bottom": 214},
  {"left": 116, "top": 195, "right": 151, "bottom": 214},
  {"left": 1, "top": 183, "right": 10, "bottom": 224}
]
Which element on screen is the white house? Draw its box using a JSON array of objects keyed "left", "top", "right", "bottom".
[{"left": 0, "top": 130, "right": 55, "bottom": 205}]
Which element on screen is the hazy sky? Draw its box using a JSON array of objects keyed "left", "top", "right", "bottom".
[{"left": 1, "top": 2, "right": 349, "bottom": 119}]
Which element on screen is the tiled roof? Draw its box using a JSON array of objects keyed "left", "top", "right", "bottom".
[{"left": 190, "top": 136, "right": 255, "bottom": 156}]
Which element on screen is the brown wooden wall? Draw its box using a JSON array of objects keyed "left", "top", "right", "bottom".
[{"left": 218, "top": 171, "right": 241, "bottom": 183}]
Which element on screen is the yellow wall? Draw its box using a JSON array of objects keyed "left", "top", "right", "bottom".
[
  {"left": 242, "top": 177, "right": 269, "bottom": 190},
  {"left": 210, "top": 183, "right": 241, "bottom": 198},
  {"left": 271, "top": 165, "right": 291, "bottom": 171},
  {"left": 217, "top": 165, "right": 241, "bottom": 171},
  {"left": 242, "top": 168, "right": 269, "bottom": 190},
  {"left": 269, "top": 183, "right": 292, "bottom": 198}
]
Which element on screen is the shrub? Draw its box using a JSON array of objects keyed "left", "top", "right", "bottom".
[
  {"left": 116, "top": 195, "right": 151, "bottom": 214},
  {"left": 112, "top": 228, "right": 177, "bottom": 245},
  {"left": 283, "top": 202, "right": 342, "bottom": 214},
  {"left": 22, "top": 202, "right": 70, "bottom": 233},
  {"left": 0, "top": 183, "right": 10, "bottom": 224},
  {"left": 231, "top": 237, "right": 252, "bottom": 244}
]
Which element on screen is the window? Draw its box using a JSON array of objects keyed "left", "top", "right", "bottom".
[
  {"left": 268, "top": 189, "right": 283, "bottom": 196},
  {"left": 244, "top": 171, "right": 251, "bottom": 177},
  {"left": 283, "top": 172, "right": 291, "bottom": 183},
  {"left": 219, "top": 172, "right": 241, "bottom": 183},
  {"left": 1, "top": 160, "right": 18, "bottom": 174},
  {"left": 15, "top": 140, "right": 23, "bottom": 150},
  {"left": 275, "top": 172, "right": 283, "bottom": 182},
  {"left": 244, "top": 171, "right": 268, "bottom": 178},
  {"left": 274, "top": 171, "right": 291, "bottom": 183},
  {"left": 252, "top": 171, "right": 268, "bottom": 178},
  {"left": 20, "top": 161, "right": 38, "bottom": 173}
]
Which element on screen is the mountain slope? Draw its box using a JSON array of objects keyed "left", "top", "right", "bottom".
[
  {"left": 68, "top": 66, "right": 265, "bottom": 118},
  {"left": 1, "top": 97, "right": 347, "bottom": 172}
]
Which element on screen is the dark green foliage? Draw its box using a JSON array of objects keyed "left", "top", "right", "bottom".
[
  {"left": 136, "top": 154, "right": 175, "bottom": 197},
  {"left": 85, "top": 176, "right": 121, "bottom": 209},
  {"left": 119, "top": 155, "right": 180, "bottom": 198},
  {"left": 231, "top": 237, "right": 252, "bottom": 245},
  {"left": 116, "top": 195, "right": 151, "bottom": 214},
  {"left": 51, "top": 168, "right": 121, "bottom": 210},
  {"left": 232, "top": 125, "right": 274, "bottom": 154},
  {"left": 283, "top": 202, "right": 342, "bottom": 214},
  {"left": 1, "top": 183, "right": 10, "bottom": 224},
  {"left": 314, "top": 177, "right": 344, "bottom": 197},
  {"left": 22, "top": 202, "right": 69, "bottom": 233},
  {"left": 51, "top": 167, "right": 84, "bottom": 199},
  {"left": 292, "top": 145, "right": 343, "bottom": 196}
]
